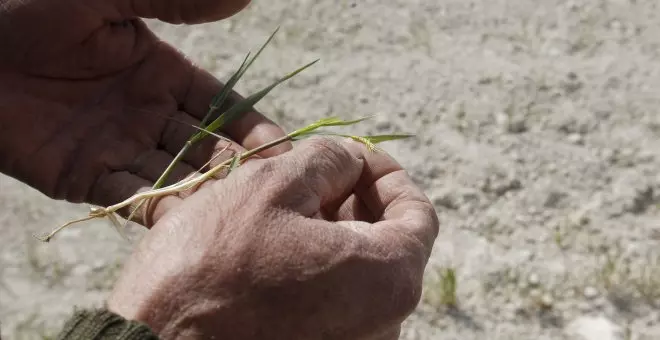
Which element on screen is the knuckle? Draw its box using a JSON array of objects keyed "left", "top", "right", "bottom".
[
  {"left": 387, "top": 256, "right": 425, "bottom": 318},
  {"left": 238, "top": 158, "right": 296, "bottom": 196},
  {"left": 425, "top": 201, "right": 441, "bottom": 240},
  {"left": 239, "top": 158, "right": 277, "bottom": 179},
  {"left": 301, "top": 136, "right": 354, "bottom": 170},
  {"left": 398, "top": 284, "right": 423, "bottom": 319},
  {"left": 344, "top": 241, "right": 426, "bottom": 322},
  {"left": 376, "top": 237, "right": 429, "bottom": 318}
]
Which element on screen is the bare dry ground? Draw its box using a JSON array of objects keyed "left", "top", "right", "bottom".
[{"left": 2, "top": 1, "right": 660, "bottom": 339}]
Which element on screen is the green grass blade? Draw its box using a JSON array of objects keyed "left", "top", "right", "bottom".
[
  {"left": 289, "top": 116, "right": 374, "bottom": 137},
  {"left": 207, "top": 52, "right": 251, "bottom": 115},
  {"left": 206, "top": 26, "right": 279, "bottom": 119},
  {"left": 290, "top": 129, "right": 414, "bottom": 152},
  {"left": 194, "top": 59, "right": 320, "bottom": 142},
  {"left": 346, "top": 134, "right": 414, "bottom": 151},
  {"left": 360, "top": 134, "right": 415, "bottom": 144},
  {"left": 237, "top": 26, "right": 280, "bottom": 80},
  {"left": 149, "top": 28, "right": 277, "bottom": 188},
  {"left": 314, "top": 116, "right": 375, "bottom": 127},
  {"left": 123, "top": 30, "right": 281, "bottom": 228},
  {"left": 228, "top": 154, "right": 241, "bottom": 174}
]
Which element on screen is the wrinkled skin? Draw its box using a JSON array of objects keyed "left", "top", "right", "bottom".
[
  {"left": 0, "top": 0, "right": 290, "bottom": 223},
  {"left": 0, "top": 0, "right": 440, "bottom": 338},
  {"left": 108, "top": 137, "right": 439, "bottom": 340}
]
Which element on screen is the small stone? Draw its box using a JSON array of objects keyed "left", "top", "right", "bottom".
[
  {"left": 72, "top": 264, "right": 91, "bottom": 276},
  {"left": 544, "top": 191, "right": 567, "bottom": 208},
  {"left": 459, "top": 188, "right": 480, "bottom": 202},
  {"left": 539, "top": 293, "right": 554, "bottom": 309},
  {"left": 492, "top": 178, "right": 522, "bottom": 196},
  {"left": 496, "top": 112, "right": 528, "bottom": 133},
  {"left": 567, "top": 133, "right": 584, "bottom": 145},
  {"left": 510, "top": 151, "right": 524, "bottom": 163},
  {"left": 638, "top": 150, "right": 655, "bottom": 163},
  {"left": 546, "top": 46, "right": 560, "bottom": 56},
  {"left": 570, "top": 213, "right": 590, "bottom": 226},
  {"left": 507, "top": 118, "right": 528, "bottom": 133},
  {"left": 618, "top": 148, "right": 637, "bottom": 166},
  {"left": 92, "top": 260, "right": 106, "bottom": 271},
  {"left": 564, "top": 315, "right": 623, "bottom": 340},
  {"left": 628, "top": 185, "right": 654, "bottom": 214},
  {"left": 374, "top": 116, "right": 392, "bottom": 131},
  {"left": 431, "top": 190, "right": 459, "bottom": 210},
  {"left": 583, "top": 286, "right": 599, "bottom": 299},
  {"left": 426, "top": 166, "right": 443, "bottom": 179},
  {"left": 515, "top": 214, "right": 531, "bottom": 225},
  {"left": 527, "top": 273, "right": 541, "bottom": 287}
]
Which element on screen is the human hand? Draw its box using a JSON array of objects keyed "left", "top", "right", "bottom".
[
  {"left": 0, "top": 0, "right": 290, "bottom": 224},
  {"left": 107, "top": 137, "right": 439, "bottom": 340}
]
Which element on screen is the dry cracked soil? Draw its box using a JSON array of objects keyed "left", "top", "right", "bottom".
[{"left": 2, "top": 1, "right": 660, "bottom": 339}]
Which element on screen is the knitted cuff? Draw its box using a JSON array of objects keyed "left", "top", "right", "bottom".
[{"left": 56, "top": 309, "right": 159, "bottom": 340}]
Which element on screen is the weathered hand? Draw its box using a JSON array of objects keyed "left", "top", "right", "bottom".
[
  {"left": 0, "top": 0, "right": 290, "bottom": 223},
  {"left": 108, "top": 137, "right": 439, "bottom": 340}
]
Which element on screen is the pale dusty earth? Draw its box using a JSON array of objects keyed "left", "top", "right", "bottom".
[{"left": 2, "top": 0, "right": 660, "bottom": 339}]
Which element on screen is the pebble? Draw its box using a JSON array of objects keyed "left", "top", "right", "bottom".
[
  {"left": 539, "top": 293, "right": 554, "bottom": 309},
  {"left": 491, "top": 178, "right": 522, "bottom": 196},
  {"left": 374, "top": 117, "right": 392, "bottom": 131},
  {"left": 496, "top": 113, "right": 527, "bottom": 133},
  {"left": 583, "top": 286, "right": 599, "bottom": 299},
  {"left": 544, "top": 191, "right": 566, "bottom": 208},
  {"left": 567, "top": 133, "right": 584, "bottom": 145},
  {"left": 638, "top": 150, "right": 655, "bottom": 163},
  {"left": 72, "top": 265, "right": 91, "bottom": 277},
  {"left": 564, "top": 315, "right": 623, "bottom": 340},
  {"left": 507, "top": 118, "right": 528, "bottom": 134},
  {"left": 430, "top": 189, "right": 459, "bottom": 210},
  {"left": 527, "top": 273, "right": 541, "bottom": 287}
]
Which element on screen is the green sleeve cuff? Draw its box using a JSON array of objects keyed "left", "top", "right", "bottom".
[{"left": 56, "top": 309, "right": 159, "bottom": 340}]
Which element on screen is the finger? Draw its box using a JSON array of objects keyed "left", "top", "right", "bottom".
[
  {"left": 181, "top": 67, "right": 292, "bottom": 157},
  {"left": 263, "top": 137, "right": 364, "bottom": 216},
  {"left": 113, "top": 0, "right": 250, "bottom": 24},
  {"left": 130, "top": 143, "right": 234, "bottom": 202},
  {"left": 128, "top": 149, "right": 197, "bottom": 185},
  {"left": 158, "top": 111, "right": 247, "bottom": 170},
  {"left": 89, "top": 171, "right": 182, "bottom": 227},
  {"left": 342, "top": 139, "right": 439, "bottom": 252},
  {"left": 321, "top": 193, "right": 375, "bottom": 223}
]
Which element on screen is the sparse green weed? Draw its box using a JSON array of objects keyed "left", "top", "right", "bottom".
[{"left": 424, "top": 266, "right": 458, "bottom": 309}]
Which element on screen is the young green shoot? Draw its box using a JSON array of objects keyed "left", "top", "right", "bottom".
[
  {"left": 34, "top": 115, "right": 414, "bottom": 242},
  {"left": 126, "top": 27, "right": 283, "bottom": 226},
  {"left": 34, "top": 27, "right": 416, "bottom": 243}
]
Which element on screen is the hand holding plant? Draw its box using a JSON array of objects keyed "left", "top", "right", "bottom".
[
  {"left": 0, "top": 0, "right": 288, "bottom": 229},
  {"left": 1, "top": 0, "right": 440, "bottom": 338},
  {"left": 108, "top": 136, "right": 439, "bottom": 340}
]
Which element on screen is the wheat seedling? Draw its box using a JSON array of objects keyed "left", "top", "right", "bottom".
[
  {"left": 124, "top": 26, "right": 297, "bottom": 227},
  {"left": 34, "top": 28, "right": 414, "bottom": 242},
  {"left": 423, "top": 265, "right": 459, "bottom": 309}
]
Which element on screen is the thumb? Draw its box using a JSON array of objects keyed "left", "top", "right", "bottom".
[
  {"left": 113, "top": 0, "right": 250, "bottom": 24},
  {"left": 268, "top": 137, "right": 364, "bottom": 217}
]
